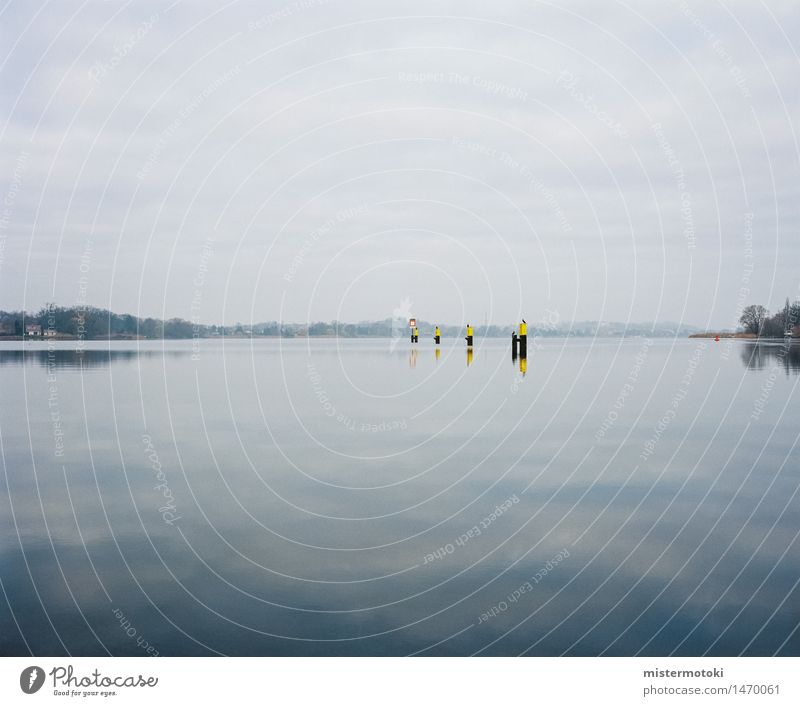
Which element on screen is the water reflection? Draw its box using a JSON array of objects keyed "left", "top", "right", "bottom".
[
  {"left": 1, "top": 339, "right": 798, "bottom": 656},
  {"left": 740, "top": 342, "right": 800, "bottom": 374},
  {"left": 0, "top": 348, "right": 191, "bottom": 369}
]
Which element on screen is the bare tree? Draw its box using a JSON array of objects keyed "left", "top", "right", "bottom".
[{"left": 739, "top": 304, "right": 768, "bottom": 335}]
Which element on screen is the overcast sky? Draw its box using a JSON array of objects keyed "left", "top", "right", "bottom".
[{"left": 1, "top": 0, "right": 797, "bottom": 328}]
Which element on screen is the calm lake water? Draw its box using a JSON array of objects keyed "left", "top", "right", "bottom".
[{"left": 1, "top": 337, "right": 798, "bottom": 656}]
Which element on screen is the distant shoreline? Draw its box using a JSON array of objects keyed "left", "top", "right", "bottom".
[
  {"left": 689, "top": 332, "right": 749, "bottom": 339},
  {"left": 3, "top": 333, "right": 790, "bottom": 342},
  {"left": 1, "top": 304, "right": 704, "bottom": 340},
  {"left": 689, "top": 332, "right": 799, "bottom": 341}
]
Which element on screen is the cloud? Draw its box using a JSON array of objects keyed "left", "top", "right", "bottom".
[{"left": 1, "top": 0, "right": 798, "bottom": 328}]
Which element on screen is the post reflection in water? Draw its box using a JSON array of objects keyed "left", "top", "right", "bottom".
[
  {"left": 10, "top": 341, "right": 797, "bottom": 375},
  {"left": 740, "top": 342, "right": 800, "bottom": 374},
  {"left": 0, "top": 338, "right": 798, "bottom": 657}
]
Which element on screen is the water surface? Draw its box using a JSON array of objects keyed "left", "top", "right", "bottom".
[{"left": 1, "top": 338, "right": 798, "bottom": 656}]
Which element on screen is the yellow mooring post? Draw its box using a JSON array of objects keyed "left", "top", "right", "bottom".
[
  {"left": 519, "top": 319, "right": 527, "bottom": 358},
  {"left": 434, "top": 325, "right": 440, "bottom": 345},
  {"left": 465, "top": 323, "right": 474, "bottom": 348}
]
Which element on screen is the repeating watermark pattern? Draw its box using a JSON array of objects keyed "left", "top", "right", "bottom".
[
  {"left": 136, "top": 65, "right": 243, "bottom": 181},
  {"left": 721, "top": 211, "right": 754, "bottom": 360},
  {"left": 511, "top": 310, "right": 561, "bottom": 392},
  {"left": 111, "top": 607, "right": 159, "bottom": 656},
  {"left": 283, "top": 203, "right": 369, "bottom": 282},
  {"left": 247, "top": 0, "right": 332, "bottom": 31},
  {"left": 88, "top": 14, "right": 159, "bottom": 83},
  {"left": 651, "top": 122, "right": 696, "bottom": 250},
  {"left": 390, "top": 296, "right": 413, "bottom": 352},
  {"left": 422, "top": 494, "right": 519, "bottom": 565},
  {"left": 190, "top": 236, "right": 214, "bottom": 361},
  {"left": 0, "top": 150, "right": 28, "bottom": 277},
  {"left": 452, "top": 136, "right": 573, "bottom": 234},
  {"left": 595, "top": 337, "right": 653, "bottom": 440},
  {"left": 307, "top": 362, "right": 336, "bottom": 416},
  {"left": 356, "top": 420, "right": 407, "bottom": 432},
  {"left": 307, "top": 362, "right": 406, "bottom": 431},
  {"left": 75, "top": 238, "right": 93, "bottom": 350},
  {"left": 3, "top": 0, "right": 798, "bottom": 666},
  {"left": 720, "top": 211, "right": 755, "bottom": 360},
  {"left": 399, "top": 71, "right": 529, "bottom": 102},
  {"left": 556, "top": 71, "right": 630, "bottom": 139},
  {"left": 499, "top": 153, "right": 573, "bottom": 235},
  {"left": 750, "top": 354, "right": 784, "bottom": 421},
  {"left": 675, "top": 0, "right": 751, "bottom": 99},
  {"left": 477, "top": 548, "right": 570, "bottom": 624},
  {"left": 530, "top": 308, "right": 561, "bottom": 351},
  {"left": 45, "top": 304, "right": 65, "bottom": 458},
  {"left": 142, "top": 434, "right": 180, "bottom": 525},
  {"left": 640, "top": 342, "right": 706, "bottom": 462},
  {"left": 750, "top": 304, "right": 799, "bottom": 421}
]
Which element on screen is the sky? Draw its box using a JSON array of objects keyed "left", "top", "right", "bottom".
[{"left": 0, "top": 0, "right": 798, "bottom": 329}]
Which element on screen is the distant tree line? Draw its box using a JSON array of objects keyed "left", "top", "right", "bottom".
[
  {"left": 0, "top": 305, "right": 187, "bottom": 339},
  {"left": 0, "top": 303, "right": 705, "bottom": 339},
  {"left": 0, "top": 307, "right": 519, "bottom": 339},
  {"left": 739, "top": 299, "right": 800, "bottom": 337}
]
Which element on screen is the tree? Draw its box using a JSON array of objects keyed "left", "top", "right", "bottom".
[
  {"left": 163, "top": 318, "right": 194, "bottom": 338},
  {"left": 762, "top": 312, "right": 784, "bottom": 337},
  {"left": 139, "top": 317, "right": 162, "bottom": 339},
  {"left": 739, "top": 304, "right": 768, "bottom": 335},
  {"left": 790, "top": 301, "right": 800, "bottom": 334}
]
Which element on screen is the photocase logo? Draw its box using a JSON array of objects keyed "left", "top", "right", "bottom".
[{"left": 20, "top": 666, "right": 45, "bottom": 694}]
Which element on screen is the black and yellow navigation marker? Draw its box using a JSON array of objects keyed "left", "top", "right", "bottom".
[
  {"left": 465, "top": 323, "right": 474, "bottom": 348},
  {"left": 517, "top": 319, "right": 527, "bottom": 375},
  {"left": 413, "top": 326, "right": 419, "bottom": 343},
  {"left": 434, "top": 325, "right": 441, "bottom": 345}
]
